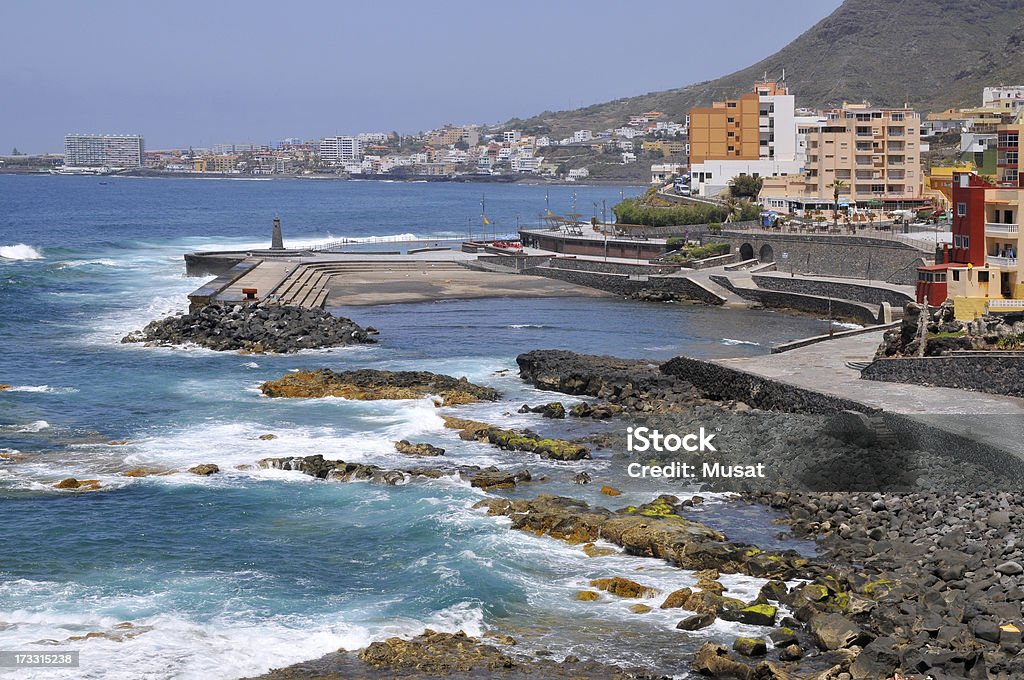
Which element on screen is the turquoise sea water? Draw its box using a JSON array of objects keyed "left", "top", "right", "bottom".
[{"left": 0, "top": 176, "right": 827, "bottom": 679}]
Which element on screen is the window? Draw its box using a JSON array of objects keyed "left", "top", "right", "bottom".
[
  {"left": 957, "top": 202, "right": 967, "bottom": 216},
  {"left": 727, "top": 102, "right": 737, "bottom": 108},
  {"left": 727, "top": 146, "right": 735, "bottom": 152},
  {"left": 963, "top": 235, "right": 970, "bottom": 248},
  {"left": 953, "top": 269, "right": 960, "bottom": 281},
  {"left": 954, "top": 235, "right": 962, "bottom": 247},
  {"left": 979, "top": 271, "right": 989, "bottom": 283},
  {"left": 727, "top": 117, "right": 735, "bottom": 123}
]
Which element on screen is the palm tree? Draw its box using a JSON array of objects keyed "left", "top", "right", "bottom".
[
  {"left": 830, "top": 179, "right": 847, "bottom": 227},
  {"left": 721, "top": 192, "right": 740, "bottom": 224}
]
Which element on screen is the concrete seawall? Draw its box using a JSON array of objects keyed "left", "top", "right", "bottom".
[
  {"left": 709, "top": 275, "right": 881, "bottom": 324},
  {"left": 528, "top": 266, "right": 726, "bottom": 305},
  {"left": 751, "top": 273, "right": 914, "bottom": 307}
]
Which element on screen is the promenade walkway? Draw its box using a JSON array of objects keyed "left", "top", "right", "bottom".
[
  {"left": 719, "top": 330, "right": 1024, "bottom": 457},
  {"left": 719, "top": 330, "right": 1024, "bottom": 415}
]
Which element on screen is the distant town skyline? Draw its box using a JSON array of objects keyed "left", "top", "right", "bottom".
[{"left": 0, "top": 0, "right": 842, "bottom": 154}]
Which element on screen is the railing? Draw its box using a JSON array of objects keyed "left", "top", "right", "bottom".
[
  {"left": 986, "top": 255, "right": 1018, "bottom": 267},
  {"left": 986, "top": 299, "right": 1024, "bottom": 312},
  {"left": 985, "top": 222, "right": 1020, "bottom": 234}
]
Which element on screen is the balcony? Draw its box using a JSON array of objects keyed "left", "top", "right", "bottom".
[
  {"left": 986, "top": 255, "right": 1018, "bottom": 267},
  {"left": 986, "top": 222, "right": 1020, "bottom": 234}
]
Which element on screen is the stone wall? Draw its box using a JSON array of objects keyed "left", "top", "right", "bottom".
[
  {"left": 710, "top": 275, "right": 881, "bottom": 325},
  {"left": 532, "top": 258, "right": 684, "bottom": 276},
  {"left": 528, "top": 266, "right": 725, "bottom": 304},
  {"left": 660, "top": 356, "right": 874, "bottom": 414},
  {"left": 862, "top": 355, "right": 1024, "bottom": 398},
  {"left": 752, "top": 274, "right": 914, "bottom": 307},
  {"left": 718, "top": 231, "right": 929, "bottom": 284}
]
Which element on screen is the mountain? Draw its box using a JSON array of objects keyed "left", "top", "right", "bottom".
[{"left": 508, "top": 0, "right": 1024, "bottom": 136}]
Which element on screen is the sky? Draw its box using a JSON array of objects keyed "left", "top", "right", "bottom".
[{"left": 0, "top": 0, "right": 843, "bottom": 154}]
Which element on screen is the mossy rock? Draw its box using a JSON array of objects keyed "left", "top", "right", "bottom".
[
  {"left": 732, "top": 637, "right": 767, "bottom": 657},
  {"left": 575, "top": 590, "right": 600, "bottom": 602},
  {"left": 719, "top": 603, "right": 777, "bottom": 626}
]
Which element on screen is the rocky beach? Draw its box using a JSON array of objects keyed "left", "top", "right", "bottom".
[{"left": 4, "top": 177, "right": 1020, "bottom": 680}]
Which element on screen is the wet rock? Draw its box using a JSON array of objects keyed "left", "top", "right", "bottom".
[
  {"left": 574, "top": 472, "right": 592, "bottom": 484},
  {"left": 660, "top": 588, "right": 693, "bottom": 609},
  {"left": 778, "top": 644, "right": 803, "bottom": 661},
  {"left": 261, "top": 369, "right": 500, "bottom": 406},
  {"left": 468, "top": 467, "right": 529, "bottom": 491},
  {"left": 122, "top": 302, "right": 375, "bottom": 353},
  {"left": 188, "top": 464, "right": 220, "bottom": 476},
  {"left": 630, "top": 604, "right": 652, "bottom": 614},
  {"left": 395, "top": 440, "right": 445, "bottom": 457},
  {"left": 258, "top": 433, "right": 277, "bottom": 440},
  {"left": 582, "top": 543, "right": 618, "bottom": 558},
  {"left": 677, "top": 612, "right": 716, "bottom": 631},
  {"left": 601, "top": 486, "right": 623, "bottom": 496},
  {"left": 576, "top": 591, "right": 600, "bottom": 602},
  {"left": 691, "top": 642, "right": 754, "bottom": 680},
  {"left": 442, "top": 417, "right": 590, "bottom": 461},
  {"left": 589, "top": 577, "right": 656, "bottom": 598},
  {"left": 122, "top": 467, "right": 174, "bottom": 477},
  {"left": 732, "top": 637, "right": 766, "bottom": 657},
  {"left": 519, "top": 402, "right": 566, "bottom": 419},
  {"left": 53, "top": 478, "right": 101, "bottom": 491},
  {"left": 475, "top": 494, "right": 803, "bottom": 579},
  {"left": 719, "top": 604, "right": 777, "bottom": 627},
  {"left": 0, "top": 384, "right": 11, "bottom": 391},
  {"left": 768, "top": 628, "right": 798, "bottom": 648}
]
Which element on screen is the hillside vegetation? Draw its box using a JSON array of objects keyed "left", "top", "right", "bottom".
[{"left": 509, "top": 0, "right": 1024, "bottom": 137}]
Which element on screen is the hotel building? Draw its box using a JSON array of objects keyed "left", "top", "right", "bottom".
[{"left": 63, "top": 134, "right": 144, "bottom": 168}]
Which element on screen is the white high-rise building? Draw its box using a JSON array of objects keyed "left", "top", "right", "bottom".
[
  {"left": 319, "top": 136, "right": 363, "bottom": 165},
  {"left": 64, "top": 134, "right": 144, "bottom": 168}
]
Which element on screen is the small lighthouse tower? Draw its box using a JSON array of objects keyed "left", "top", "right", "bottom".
[{"left": 271, "top": 216, "right": 284, "bottom": 250}]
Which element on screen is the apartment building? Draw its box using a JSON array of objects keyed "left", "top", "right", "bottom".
[
  {"left": 760, "top": 103, "right": 923, "bottom": 213},
  {"left": 319, "top": 136, "right": 362, "bottom": 165},
  {"left": 687, "top": 81, "right": 802, "bottom": 196},
  {"left": 64, "top": 134, "right": 144, "bottom": 168},
  {"left": 917, "top": 171, "right": 1024, "bottom": 319}
]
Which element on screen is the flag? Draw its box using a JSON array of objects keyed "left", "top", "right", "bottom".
[{"left": 482, "top": 217, "right": 490, "bottom": 225}]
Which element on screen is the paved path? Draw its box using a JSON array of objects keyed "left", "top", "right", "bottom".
[
  {"left": 718, "top": 330, "right": 1024, "bottom": 457},
  {"left": 717, "top": 331, "right": 1024, "bottom": 415}
]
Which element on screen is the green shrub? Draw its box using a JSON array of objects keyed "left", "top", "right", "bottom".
[
  {"left": 666, "top": 236, "right": 686, "bottom": 251},
  {"left": 612, "top": 198, "right": 727, "bottom": 227}
]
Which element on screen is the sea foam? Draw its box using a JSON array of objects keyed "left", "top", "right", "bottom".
[{"left": 0, "top": 244, "right": 44, "bottom": 260}]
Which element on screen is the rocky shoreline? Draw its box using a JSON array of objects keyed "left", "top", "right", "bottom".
[
  {"left": 121, "top": 302, "right": 375, "bottom": 352},
  {"left": 97, "top": 338, "right": 1024, "bottom": 678}
]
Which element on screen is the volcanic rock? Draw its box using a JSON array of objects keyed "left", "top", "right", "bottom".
[{"left": 260, "top": 369, "right": 500, "bottom": 406}]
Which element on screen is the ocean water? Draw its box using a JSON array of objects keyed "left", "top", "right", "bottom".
[{"left": 0, "top": 175, "right": 827, "bottom": 679}]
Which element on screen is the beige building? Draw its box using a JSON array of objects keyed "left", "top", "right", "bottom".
[{"left": 759, "top": 102, "right": 924, "bottom": 213}]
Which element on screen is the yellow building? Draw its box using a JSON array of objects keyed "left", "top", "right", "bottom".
[
  {"left": 927, "top": 164, "right": 975, "bottom": 202},
  {"left": 943, "top": 172, "right": 1024, "bottom": 319},
  {"left": 688, "top": 83, "right": 785, "bottom": 164}
]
